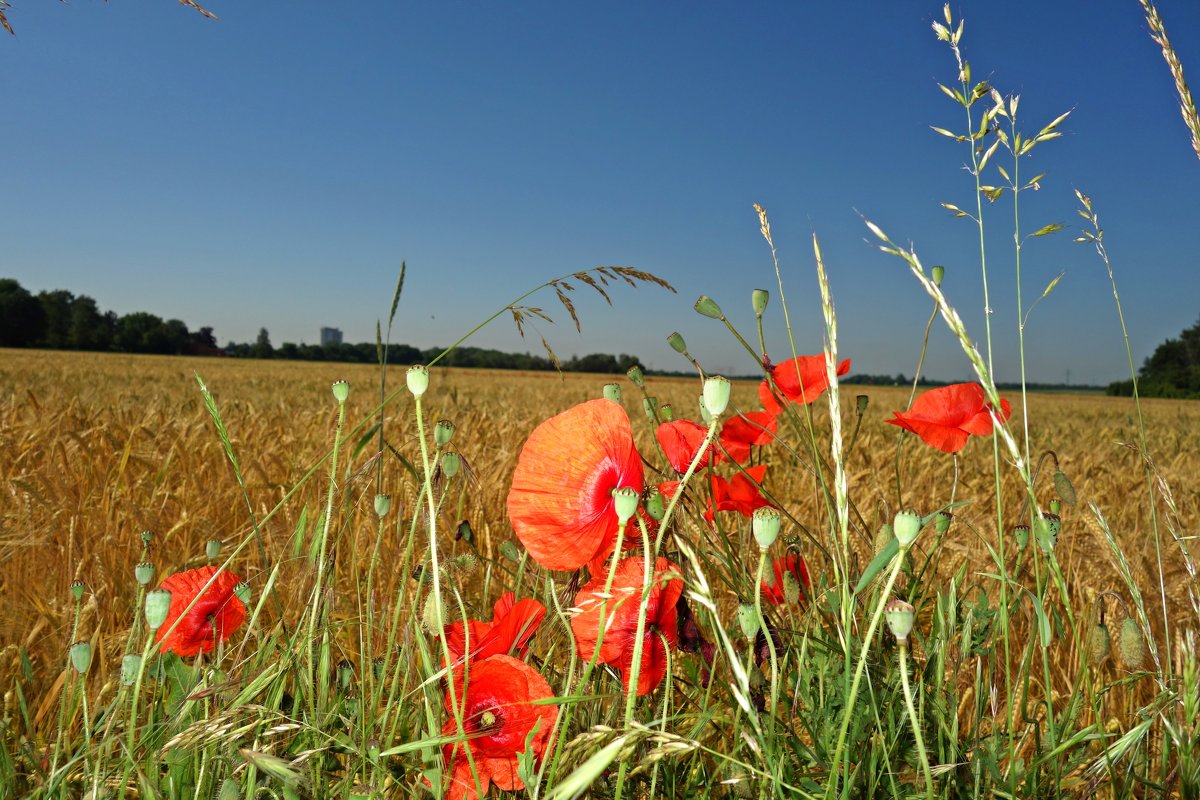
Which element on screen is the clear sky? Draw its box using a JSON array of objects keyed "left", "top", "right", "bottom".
[{"left": 3, "top": 1, "right": 1198, "bottom": 384}]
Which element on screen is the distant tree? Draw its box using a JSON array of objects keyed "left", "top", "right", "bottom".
[
  {"left": 1112, "top": 315, "right": 1200, "bottom": 398},
  {"left": 191, "top": 326, "right": 218, "bottom": 349},
  {"left": 251, "top": 328, "right": 274, "bottom": 359},
  {"left": 0, "top": 278, "right": 45, "bottom": 346},
  {"left": 115, "top": 311, "right": 167, "bottom": 353},
  {"left": 68, "top": 295, "right": 113, "bottom": 350},
  {"left": 161, "top": 319, "right": 191, "bottom": 354},
  {"left": 37, "top": 289, "right": 75, "bottom": 348}
]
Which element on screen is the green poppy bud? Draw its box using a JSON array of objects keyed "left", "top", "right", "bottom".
[
  {"left": 855, "top": 394, "right": 869, "bottom": 415},
  {"left": 406, "top": 365, "right": 429, "bottom": 397},
  {"left": 885, "top": 598, "right": 915, "bottom": 644},
  {"left": 234, "top": 581, "right": 251, "bottom": 606},
  {"left": 1053, "top": 470, "right": 1077, "bottom": 506},
  {"left": 453, "top": 553, "right": 478, "bottom": 575},
  {"left": 602, "top": 383, "right": 622, "bottom": 403},
  {"left": 1013, "top": 524, "right": 1030, "bottom": 550},
  {"left": 372, "top": 657, "right": 385, "bottom": 682},
  {"left": 694, "top": 295, "right": 723, "bottom": 320},
  {"left": 782, "top": 570, "right": 803, "bottom": 604},
  {"left": 374, "top": 494, "right": 391, "bottom": 517},
  {"left": 659, "top": 403, "right": 675, "bottom": 422},
  {"left": 135, "top": 562, "right": 155, "bottom": 587},
  {"left": 666, "top": 332, "right": 688, "bottom": 354},
  {"left": 752, "top": 507, "right": 782, "bottom": 549},
  {"left": 337, "top": 659, "right": 354, "bottom": 690},
  {"left": 642, "top": 396, "right": 659, "bottom": 423},
  {"left": 205, "top": 539, "right": 222, "bottom": 560},
  {"left": 145, "top": 588, "right": 172, "bottom": 630},
  {"left": 736, "top": 603, "right": 759, "bottom": 638},
  {"left": 1089, "top": 623, "right": 1111, "bottom": 665},
  {"left": 893, "top": 509, "right": 922, "bottom": 548},
  {"left": 1049, "top": 499, "right": 1061, "bottom": 515},
  {"left": 702, "top": 375, "right": 731, "bottom": 417},
  {"left": 434, "top": 419, "right": 456, "bottom": 447},
  {"left": 441, "top": 450, "right": 461, "bottom": 478},
  {"left": 499, "top": 540, "right": 522, "bottom": 562},
  {"left": 643, "top": 487, "right": 666, "bottom": 522},
  {"left": 120, "top": 655, "right": 141, "bottom": 686},
  {"left": 612, "top": 486, "right": 640, "bottom": 525},
  {"left": 1119, "top": 617, "right": 1146, "bottom": 669},
  {"left": 69, "top": 641, "right": 92, "bottom": 674},
  {"left": 626, "top": 365, "right": 645, "bottom": 387},
  {"left": 935, "top": 511, "right": 953, "bottom": 536},
  {"left": 931, "top": 265, "right": 945, "bottom": 286},
  {"left": 70, "top": 580, "right": 86, "bottom": 602},
  {"left": 751, "top": 288, "right": 769, "bottom": 317},
  {"left": 331, "top": 380, "right": 350, "bottom": 403}
]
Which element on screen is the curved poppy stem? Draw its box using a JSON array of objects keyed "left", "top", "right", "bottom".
[{"left": 899, "top": 642, "right": 935, "bottom": 800}]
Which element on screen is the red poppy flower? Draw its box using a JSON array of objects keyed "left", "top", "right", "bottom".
[
  {"left": 886, "top": 383, "right": 1012, "bottom": 454},
  {"left": 154, "top": 566, "right": 246, "bottom": 657},
  {"left": 656, "top": 419, "right": 721, "bottom": 473},
  {"left": 705, "top": 465, "right": 772, "bottom": 522},
  {"left": 441, "top": 654, "right": 558, "bottom": 800},
  {"left": 759, "top": 355, "right": 851, "bottom": 412},
  {"left": 444, "top": 591, "right": 546, "bottom": 668},
  {"left": 571, "top": 557, "right": 683, "bottom": 696},
  {"left": 508, "top": 399, "right": 644, "bottom": 571},
  {"left": 760, "top": 553, "right": 812, "bottom": 606},
  {"left": 719, "top": 410, "right": 778, "bottom": 463}
]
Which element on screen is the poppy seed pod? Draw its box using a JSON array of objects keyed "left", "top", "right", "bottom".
[
  {"left": 406, "top": 365, "right": 429, "bottom": 397},
  {"left": 1050, "top": 499, "right": 1061, "bottom": 515},
  {"left": 736, "top": 603, "right": 759, "bottom": 638},
  {"left": 135, "top": 562, "right": 155, "bottom": 587},
  {"left": 856, "top": 394, "right": 870, "bottom": 415},
  {"left": 659, "top": 403, "right": 675, "bottom": 422},
  {"left": 694, "top": 295, "right": 723, "bottom": 319},
  {"left": 331, "top": 380, "right": 350, "bottom": 403},
  {"left": 931, "top": 265, "right": 945, "bottom": 286},
  {"left": 752, "top": 506, "right": 782, "bottom": 549},
  {"left": 1119, "top": 617, "right": 1146, "bottom": 669},
  {"left": 372, "top": 657, "right": 385, "bottom": 682},
  {"left": 643, "top": 487, "right": 666, "bottom": 522},
  {"left": 434, "top": 419, "right": 456, "bottom": 447},
  {"left": 602, "top": 383, "right": 622, "bottom": 403},
  {"left": 441, "top": 450, "right": 461, "bottom": 478},
  {"left": 626, "top": 365, "right": 645, "bottom": 387},
  {"left": 893, "top": 509, "right": 923, "bottom": 548},
  {"left": 611, "top": 486, "right": 640, "bottom": 525},
  {"left": 70, "top": 580, "right": 86, "bottom": 601},
  {"left": 120, "top": 654, "right": 141, "bottom": 686},
  {"left": 337, "top": 659, "right": 354, "bottom": 690},
  {"left": 145, "top": 589, "right": 172, "bottom": 630},
  {"left": 703, "top": 376, "right": 731, "bottom": 417},
  {"left": 935, "top": 511, "right": 953, "bottom": 536},
  {"left": 667, "top": 331, "right": 688, "bottom": 354},
  {"left": 1035, "top": 513, "right": 1061, "bottom": 553},
  {"left": 234, "top": 581, "right": 251, "bottom": 606},
  {"left": 1013, "top": 524, "right": 1031, "bottom": 550},
  {"left": 885, "top": 598, "right": 915, "bottom": 644},
  {"left": 751, "top": 288, "right": 769, "bottom": 316},
  {"left": 69, "top": 641, "right": 92, "bottom": 674},
  {"left": 205, "top": 539, "right": 222, "bottom": 560},
  {"left": 374, "top": 494, "right": 391, "bottom": 517}
]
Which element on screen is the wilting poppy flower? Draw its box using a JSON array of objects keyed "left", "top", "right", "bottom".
[
  {"left": 154, "top": 566, "right": 246, "bottom": 657},
  {"left": 759, "top": 355, "right": 851, "bottom": 412},
  {"left": 706, "top": 465, "right": 772, "bottom": 522},
  {"left": 444, "top": 591, "right": 546, "bottom": 668},
  {"left": 508, "top": 399, "right": 644, "bottom": 571},
  {"left": 719, "top": 410, "right": 778, "bottom": 463},
  {"left": 571, "top": 557, "right": 683, "bottom": 696},
  {"left": 760, "top": 553, "right": 812, "bottom": 606},
  {"left": 886, "top": 382, "right": 1012, "bottom": 454},
  {"left": 656, "top": 419, "right": 721, "bottom": 473},
  {"left": 441, "top": 654, "right": 558, "bottom": 800}
]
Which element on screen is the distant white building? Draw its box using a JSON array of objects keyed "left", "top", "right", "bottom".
[{"left": 320, "top": 327, "right": 343, "bottom": 346}]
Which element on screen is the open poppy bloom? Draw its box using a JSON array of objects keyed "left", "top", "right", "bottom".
[
  {"left": 508, "top": 398, "right": 644, "bottom": 571},
  {"left": 719, "top": 410, "right": 778, "bottom": 463},
  {"left": 656, "top": 419, "right": 721, "bottom": 473},
  {"left": 154, "top": 566, "right": 246, "bottom": 657},
  {"left": 760, "top": 553, "right": 812, "bottom": 605},
  {"left": 759, "top": 355, "right": 851, "bottom": 412},
  {"left": 886, "top": 382, "right": 1012, "bottom": 454},
  {"left": 441, "top": 654, "right": 558, "bottom": 800},
  {"left": 705, "top": 465, "right": 772, "bottom": 522},
  {"left": 444, "top": 591, "right": 546, "bottom": 669},
  {"left": 571, "top": 557, "right": 683, "bottom": 696}
]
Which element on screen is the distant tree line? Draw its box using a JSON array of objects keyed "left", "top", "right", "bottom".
[
  {"left": 0, "top": 278, "right": 220, "bottom": 355},
  {"left": 1109, "top": 315, "right": 1200, "bottom": 399}
]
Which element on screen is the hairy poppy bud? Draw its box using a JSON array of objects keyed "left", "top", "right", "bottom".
[
  {"left": 331, "top": 380, "right": 350, "bottom": 403},
  {"left": 434, "top": 419, "right": 456, "bottom": 447},
  {"left": 667, "top": 332, "right": 688, "bottom": 354},
  {"left": 626, "top": 365, "right": 645, "bottom": 387},
  {"left": 752, "top": 507, "right": 781, "bottom": 549},
  {"left": 145, "top": 589, "right": 172, "bottom": 630},
  {"left": 452, "top": 553, "right": 478, "bottom": 576},
  {"left": 206, "top": 539, "right": 222, "bottom": 560},
  {"left": 374, "top": 494, "right": 391, "bottom": 517},
  {"left": 931, "top": 265, "right": 945, "bottom": 286},
  {"left": 70, "top": 580, "right": 86, "bottom": 602},
  {"left": 218, "top": 778, "right": 241, "bottom": 800},
  {"left": 1013, "top": 524, "right": 1030, "bottom": 550},
  {"left": 1089, "top": 623, "right": 1111, "bottom": 665},
  {"left": 1053, "top": 470, "right": 1077, "bottom": 506},
  {"left": 885, "top": 598, "right": 915, "bottom": 644},
  {"left": 602, "top": 383, "right": 622, "bottom": 403},
  {"left": 694, "top": 295, "right": 723, "bottom": 320},
  {"left": 612, "top": 486, "right": 640, "bottom": 525},
  {"left": 643, "top": 487, "right": 666, "bottom": 522},
  {"left": 874, "top": 523, "right": 895, "bottom": 556},
  {"left": 69, "top": 641, "right": 92, "bottom": 674},
  {"left": 441, "top": 450, "right": 461, "bottom": 478},
  {"left": 421, "top": 591, "right": 444, "bottom": 633},
  {"left": 1119, "top": 617, "right": 1146, "bottom": 669},
  {"left": 121, "top": 654, "right": 141, "bottom": 686},
  {"left": 499, "top": 540, "right": 522, "bottom": 562},
  {"left": 406, "top": 365, "right": 429, "bottom": 397},
  {"left": 135, "top": 562, "right": 155, "bottom": 587},
  {"left": 751, "top": 288, "right": 769, "bottom": 317},
  {"left": 893, "top": 509, "right": 922, "bottom": 548},
  {"left": 703, "top": 376, "right": 731, "bottom": 417},
  {"left": 782, "top": 570, "right": 803, "bottom": 604}
]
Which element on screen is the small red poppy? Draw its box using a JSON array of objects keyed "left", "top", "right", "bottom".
[
  {"left": 155, "top": 566, "right": 246, "bottom": 657},
  {"left": 886, "top": 382, "right": 1012, "bottom": 454},
  {"left": 705, "top": 465, "right": 772, "bottom": 522},
  {"left": 508, "top": 399, "right": 645, "bottom": 571},
  {"left": 441, "top": 654, "right": 558, "bottom": 800},
  {"left": 759, "top": 355, "right": 851, "bottom": 412},
  {"left": 719, "top": 410, "right": 778, "bottom": 463},
  {"left": 571, "top": 557, "right": 683, "bottom": 696},
  {"left": 656, "top": 419, "right": 721, "bottom": 473},
  {"left": 444, "top": 591, "right": 546, "bottom": 668},
  {"left": 760, "top": 553, "right": 812, "bottom": 606}
]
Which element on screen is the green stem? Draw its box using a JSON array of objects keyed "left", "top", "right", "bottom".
[{"left": 899, "top": 643, "right": 934, "bottom": 800}]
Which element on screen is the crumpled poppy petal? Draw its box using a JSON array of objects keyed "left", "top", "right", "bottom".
[
  {"left": 764, "top": 356, "right": 851, "bottom": 406},
  {"left": 886, "top": 383, "right": 1011, "bottom": 454},
  {"left": 656, "top": 419, "right": 718, "bottom": 472},
  {"left": 155, "top": 566, "right": 246, "bottom": 657},
  {"left": 720, "top": 410, "right": 777, "bottom": 463}
]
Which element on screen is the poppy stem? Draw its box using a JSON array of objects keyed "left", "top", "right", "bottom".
[
  {"left": 898, "top": 642, "right": 935, "bottom": 800},
  {"left": 754, "top": 551, "right": 779, "bottom": 735}
]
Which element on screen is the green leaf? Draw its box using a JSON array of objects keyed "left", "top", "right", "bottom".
[{"left": 854, "top": 537, "right": 899, "bottom": 595}]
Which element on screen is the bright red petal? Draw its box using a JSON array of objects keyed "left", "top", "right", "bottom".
[
  {"left": 720, "top": 410, "right": 777, "bottom": 463},
  {"left": 656, "top": 419, "right": 718, "bottom": 472},
  {"left": 887, "top": 412, "right": 970, "bottom": 453},
  {"left": 155, "top": 566, "right": 246, "bottom": 657},
  {"left": 770, "top": 356, "right": 850, "bottom": 405}
]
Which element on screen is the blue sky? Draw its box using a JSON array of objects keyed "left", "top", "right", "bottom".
[{"left": 3, "top": 1, "right": 1198, "bottom": 384}]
